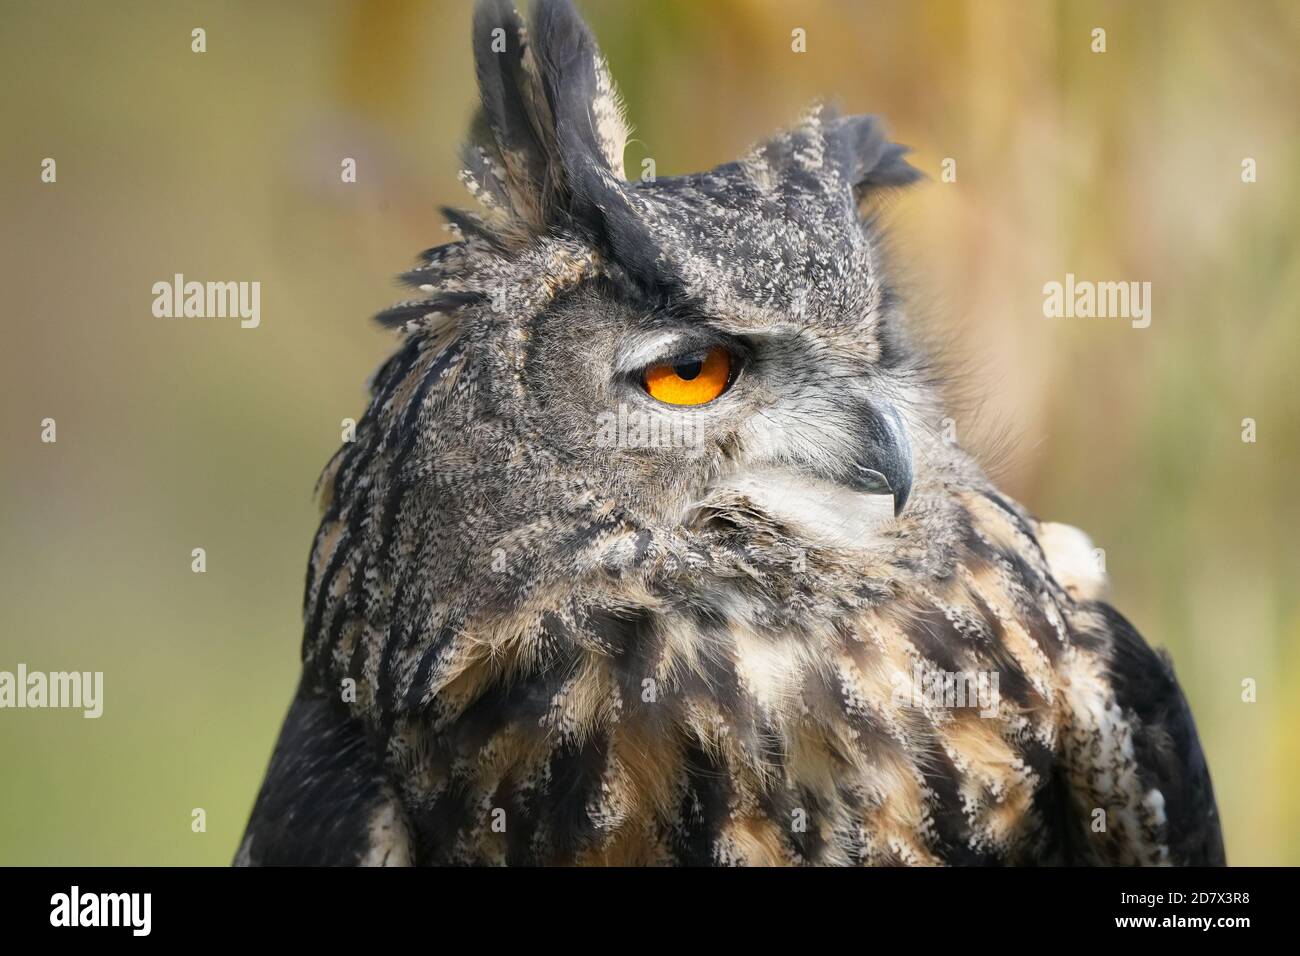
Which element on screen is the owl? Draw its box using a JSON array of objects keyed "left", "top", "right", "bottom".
[{"left": 235, "top": 0, "right": 1224, "bottom": 866}]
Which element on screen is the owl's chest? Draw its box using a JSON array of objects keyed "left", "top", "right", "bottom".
[{"left": 397, "top": 604, "right": 1061, "bottom": 865}]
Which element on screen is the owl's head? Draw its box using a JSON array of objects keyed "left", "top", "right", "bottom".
[{"left": 342, "top": 0, "right": 940, "bottom": 613}]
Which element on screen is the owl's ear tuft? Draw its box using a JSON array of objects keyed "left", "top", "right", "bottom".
[
  {"left": 463, "top": 0, "right": 630, "bottom": 239},
  {"left": 828, "top": 114, "right": 924, "bottom": 200},
  {"left": 748, "top": 106, "right": 922, "bottom": 212},
  {"left": 467, "top": 0, "right": 558, "bottom": 230},
  {"left": 529, "top": 0, "right": 630, "bottom": 180}
]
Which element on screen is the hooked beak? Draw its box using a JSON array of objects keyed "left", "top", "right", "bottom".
[{"left": 845, "top": 400, "right": 913, "bottom": 516}]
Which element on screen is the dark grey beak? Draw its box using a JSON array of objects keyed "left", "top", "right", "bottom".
[{"left": 846, "top": 400, "right": 913, "bottom": 516}]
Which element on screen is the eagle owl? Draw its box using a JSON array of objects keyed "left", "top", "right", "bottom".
[{"left": 237, "top": 0, "right": 1224, "bottom": 866}]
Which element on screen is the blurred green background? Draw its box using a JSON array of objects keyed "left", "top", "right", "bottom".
[{"left": 2, "top": 0, "right": 1297, "bottom": 865}]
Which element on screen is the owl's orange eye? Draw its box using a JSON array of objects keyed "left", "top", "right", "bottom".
[{"left": 642, "top": 346, "right": 732, "bottom": 405}]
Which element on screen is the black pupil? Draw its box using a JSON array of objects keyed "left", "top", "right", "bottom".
[{"left": 674, "top": 359, "right": 703, "bottom": 380}]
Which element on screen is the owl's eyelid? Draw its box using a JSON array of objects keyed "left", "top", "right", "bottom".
[
  {"left": 616, "top": 331, "right": 731, "bottom": 376},
  {"left": 655, "top": 348, "right": 710, "bottom": 370}
]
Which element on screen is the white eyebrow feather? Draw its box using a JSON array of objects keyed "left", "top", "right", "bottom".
[{"left": 615, "top": 331, "right": 695, "bottom": 373}]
